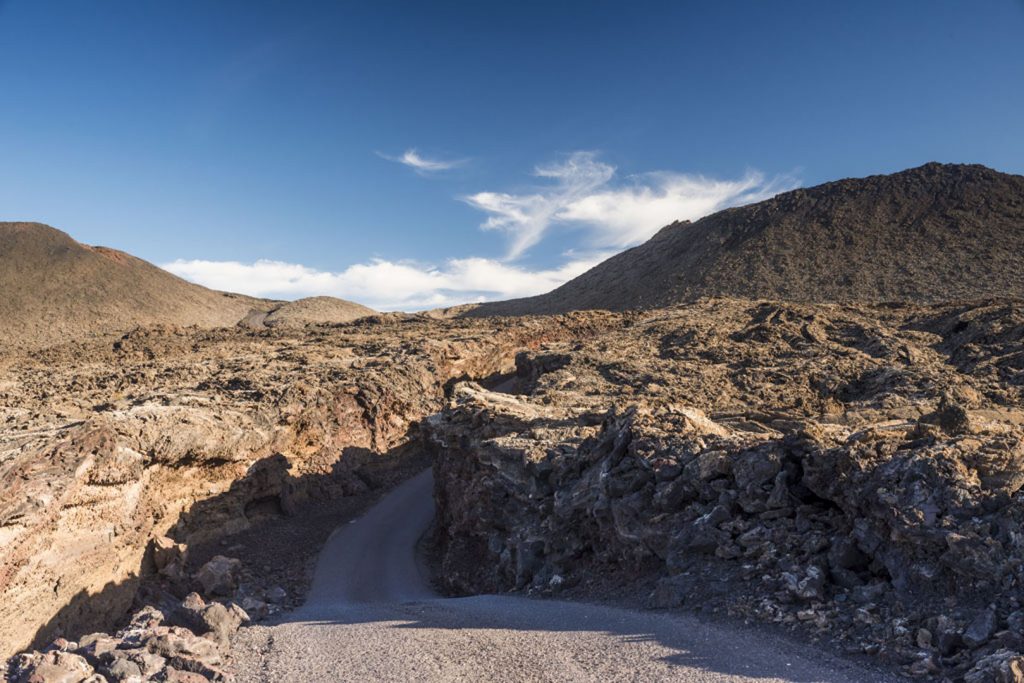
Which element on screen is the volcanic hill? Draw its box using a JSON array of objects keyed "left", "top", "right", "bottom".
[
  {"left": 0, "top": 223, "right": 374, "bottom": 349},
  {"left": 464, "top": 163, "right": 1024, "bottom": 316}
]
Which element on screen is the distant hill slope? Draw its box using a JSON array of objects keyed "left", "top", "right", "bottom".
[
  {"left": 464, "top": 163, "right": 1024, "bottom": 316},
  {"left": 244, "top": 296, "right": 376, "bottom": 329},
  {"left": 0, "top": 222, "right": 272, "bottom": 349}
]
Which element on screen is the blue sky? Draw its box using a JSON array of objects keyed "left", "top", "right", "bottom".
[{"left": 2, "top": 1, "right": 1022, "bottom": 308}]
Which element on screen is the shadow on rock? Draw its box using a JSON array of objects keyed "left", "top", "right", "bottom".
[{"left": 20, "top": 436, "right": 429, "bottom": 665}]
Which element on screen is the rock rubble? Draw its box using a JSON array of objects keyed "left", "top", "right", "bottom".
[{"left": 428, "top": 299, "right": 1024, "bottom": 680}]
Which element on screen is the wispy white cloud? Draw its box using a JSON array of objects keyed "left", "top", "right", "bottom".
[
  {"left": 378, "top": 148, "right": 467, "bottom": 174},
  {"left": 166, "top": 151, "right": 796, "bottom": 311},
  {"left": 464, "top": 151, "right": 796, "bottom": 259},
  {"left": 162, "top": 252, "right": 609, "bottom": 311},
  {"left": 465, "top": 153, "right": 614, "bottom": 259}
]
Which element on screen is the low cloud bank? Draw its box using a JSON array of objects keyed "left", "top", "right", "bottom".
[{"left": 163, "top": 252, "right": 611, "bottom": 310}]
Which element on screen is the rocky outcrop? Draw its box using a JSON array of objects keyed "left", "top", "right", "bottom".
[
  {"left": 428, "top": 299, "right": 1024, "bottom": 679},
  {"left": 10, "top": 566, "right": 254, "bottom": 682},
  {"left": 0, "top": 314, "right": 594, "bottom": 660}
]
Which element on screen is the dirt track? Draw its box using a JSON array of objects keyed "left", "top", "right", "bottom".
[{"left": 232, "top": 470, "right": 897, "bottom": 682}]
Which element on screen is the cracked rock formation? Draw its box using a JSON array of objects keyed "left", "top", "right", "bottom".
[
  {"left": 0, "top": 314, "right": 593, "bottom": 661},
  {"left": 428, "top": 298, "right": 1024, "bottom": 679}
]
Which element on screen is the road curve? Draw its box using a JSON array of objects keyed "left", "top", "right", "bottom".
[{"left": 232, "top": 470, "right": 896, "bottom": 682}]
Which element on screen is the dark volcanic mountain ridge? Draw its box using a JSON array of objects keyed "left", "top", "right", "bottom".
[{"left": 465, "top": 163, "right": 1024, "bottom": 316}]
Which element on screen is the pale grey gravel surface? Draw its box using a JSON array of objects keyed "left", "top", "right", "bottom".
[{"left": 231, "top": 471, "right": 899, "bottom": 682}]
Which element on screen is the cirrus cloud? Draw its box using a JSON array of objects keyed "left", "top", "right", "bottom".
[
  {"left": 378, "top": 148, "right": 468, "bottom": 174},
  {"left": 464, "top": 151, "right": 796, "bottom": 259}
]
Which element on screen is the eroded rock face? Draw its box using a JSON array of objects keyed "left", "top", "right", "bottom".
[
  {"left": 428, "top": 299, "right": 1024, "bottom": 679},
  {"left": 0, "top": 314, "right": 591, "bottom": 660}
]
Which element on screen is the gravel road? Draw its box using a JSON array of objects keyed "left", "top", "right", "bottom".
[{"left": 231, "top": 470, "right": 897, "bottom": 682}]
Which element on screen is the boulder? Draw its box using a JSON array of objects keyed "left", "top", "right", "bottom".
[
  {"left": 127, "top": 605, "right": 165, "bottom": 631},
  {"left": 850, "top": 582, "right": 888, "bottom": 605},
  {"left": 1008, "top": 610, "right": 1024, "bottom": 633},
  {"left": 100, "top": 652, "right": 142, "bottom": 681},
  {"left": 828, "top": 536, "right": 869, "bottom": 572},
  {"left": 732, "top": 448, "right": 781, "bottom": 491},
  {"left": 965, "top": 649, "right": 1024, "bottom": 683},
  {"left": 684, "top": 450, "right": 731, "bottom": 482},
  {"left": 648, "top": 575, "right": 689, "bottom": 608},
  {"left": 155, "top": 668, "right": 212, "bottom": 682},
  {"left": 240, "top": 596, "right": 269, "bottom": 621},
  {"left": 75, "top": 633, "right": 119, "bottom": 667},
  {"left": 170, "top": 592, "right": 209, "bottom": 633},
  {"left": 263, "top": 586, "right": 287, "bottom": 605},
  {"left": 782, "top": 566, "right": 826, "bottom": 602},
  {"left": 146, "top": 628, "right": 220, "bottom": 662},
  {"left": 145, "top": 627, "right": 227, "bottom": 680},
  {"left": 152, "top": 535, "right": 189, "bottom": 580},
  {"left": 8, "top": 650, "right": 95, "bottom": 683},
  {"left": 198, "top": 602, "right": 247, "bottom": 646},
  {"left": 964, "top": 608, "right": 998, "bottom": 649},
  {"left": 194, "top": 556, "right": 242, "bottom": 597}
]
